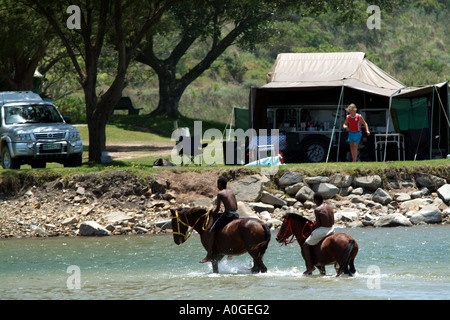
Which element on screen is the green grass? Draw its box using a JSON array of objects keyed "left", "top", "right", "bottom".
[
  {"left": 75, "top": 124, "right": 172, "bottom": 144},
  {"left": 279, "top": 159, "right": 450, "bottom": 176},
  {"left": 108, "top": 114, "right": 230, "bottom": 139},
  {"left": 1, "top": 114, "right": 449, "bottom": 184}
]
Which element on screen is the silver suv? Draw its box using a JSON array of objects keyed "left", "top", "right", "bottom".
[{"left": 0, "top": 91, "right": 83, "bottom": 169}]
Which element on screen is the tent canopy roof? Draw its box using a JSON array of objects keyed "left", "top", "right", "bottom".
[{"left": 263, "top": 52, "right": 406, "bottom": 96}]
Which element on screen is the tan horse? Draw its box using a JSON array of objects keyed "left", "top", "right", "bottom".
[{"left": 170, "top": 207, "right": 271, "bottom": 273}]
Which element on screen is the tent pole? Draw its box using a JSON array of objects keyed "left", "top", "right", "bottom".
[
  {"left": 429, "top": 86, "right": 435, "bottom": 159},
  {"left": 384, "top": 87, "right": 406, "bottom": 162},
  {"left": 383, "top": 97, "right": 392, "bottom": 162},
  {"left": 327, "top": 84, "right": 344, "bottom": 163},
  {"left": 336, "top": 86, "right": 344, "bottom": 162},
  {"left": 434, "top": 84, "right": 450, "bottom": 127},
  {"left": 223, "top": 107, "right": 235, "bottom": 140}
]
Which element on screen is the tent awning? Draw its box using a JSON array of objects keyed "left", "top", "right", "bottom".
[
  {"left": 393, "top": 82, "right": 449, "bottom": 98},
  {"left": 261, "top": 78, "right": 401, "bottom": 97},
  {"left": 262, "top": 52, "right": 406, "bottom": 97}
]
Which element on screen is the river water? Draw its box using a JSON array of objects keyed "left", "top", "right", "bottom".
[{"left": 1, "top": 225, "right": 449, "bottom": 300}]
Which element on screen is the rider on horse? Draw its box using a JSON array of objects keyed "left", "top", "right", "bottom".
[
  {"left": 303, "top": 193, "right": 335, "bottom": 275},
  {"left": 200, "top": 177, "right": 239, "bottom": 263}
]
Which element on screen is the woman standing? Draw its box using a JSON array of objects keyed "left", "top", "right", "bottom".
[{"left": 342, "top": 104, "right": 370, "bottom": 162}]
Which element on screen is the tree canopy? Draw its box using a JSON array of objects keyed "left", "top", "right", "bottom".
[
  {"left": 0, "top": 0, "right": 448, "bottom": 160},
  {"left": 0, "top": 1, "right": 53, "bottom": 91}
]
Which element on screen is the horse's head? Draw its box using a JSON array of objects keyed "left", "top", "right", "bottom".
[
  {"left": 276, "top": 213, "right": 313, "bottom": 245},
  {"left": 170, "top": 207, "right": 210, "bottom": 245},
  {"left": 170, "top": 208, "right": 190, "bottom": 245},
  {"left": 276, "top": 213, "right": 295, "bottom": 245}
]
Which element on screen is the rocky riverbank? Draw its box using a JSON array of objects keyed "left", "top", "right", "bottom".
[
  {"left": 235, "top": 171, "right": 450, "bottom": 228},
  {"left": 0, "top": 168, "right": 449, "bottom": 239}
]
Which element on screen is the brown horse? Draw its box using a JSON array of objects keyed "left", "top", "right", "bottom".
[
  {"left": 276, "top": 213, "right": 358, "bottom": 276},
  {"left": 170, "top": 207, "right": 271, "bottom": 273}
]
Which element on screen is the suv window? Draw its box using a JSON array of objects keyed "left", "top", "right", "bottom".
[{"left": 5, "top": 104, "right": 64, "bottom": 125}]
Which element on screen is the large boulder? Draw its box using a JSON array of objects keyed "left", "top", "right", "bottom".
[
  {"left": 330, "top": 174, "right": 353, "bottom": 188},
  {"left": 295, "top": 186, "right": 315, "bottom": 202},
  {"left": 437, "top": 184, "right": 450, "bottom": 203},
  {"left": 79, "top": 221, "right": 110, "bottom": 236},
  {"left": 409, "top": 205, "right": 442, "bottom": 224},
  {"left": 374, "top": 214, "right": 412, "bottom": 227},
  {"left": 250, "top": 202, "right": 275, "bottom": 213},
  {"left": 335, "top": 209, "right": 359, "bottom": 222},
  {"left": 260, "top": 191, "right": 287, "bottom": 207},
  {"left": 400, "top": 198, "right": 432, "bottom": 212},
  {"left": 305, "top": 176, "right": 330, "bottom": 184},
  {"left": 311, "top": 183, "right": 339, "bottom": 199},
  {"left": 372, "top": 188, "right": 393, "bottom": 205},
  {"left": 285, "top": 182, "right": 305, "bottom": 196},
  {"left": 353, "top": 175, "right": 382, "bottom": 190},
  {"left": 415, "top": 174, "right": 446, "bottom": 191},
  {"left": 278, "top": 171, "right": 303, "bottom": 187},
  {"left": 229, "top": 174, "right": 269, "bottom": 202}
]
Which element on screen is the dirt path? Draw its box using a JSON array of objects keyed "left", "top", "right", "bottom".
[{"left": 85, "top": 141, "right": 174, "bottom": 161}]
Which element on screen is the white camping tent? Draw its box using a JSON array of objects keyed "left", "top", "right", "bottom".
[{"left": 250, "top": 52, "right": 449, "bottom": 162}]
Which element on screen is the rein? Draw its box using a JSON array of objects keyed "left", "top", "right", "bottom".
[
  {"left": 301, "top": 221, "right": 314, "bottom": 239},
  {"left": 278, "top": 216, "right": 314, "bottom": 246},
  {"left": 277, "top": 218, "right": 295, "bottom": 246},
  {"left": 172, "top": 209, "right": 210, "bottom": 241}
]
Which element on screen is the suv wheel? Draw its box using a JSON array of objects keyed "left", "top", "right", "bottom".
[
  {"left": 1, "top": 147, "right": 20, "bottom": 169},
  {"left": 302, "top": 138, "right": 329, "bottom": 163}
]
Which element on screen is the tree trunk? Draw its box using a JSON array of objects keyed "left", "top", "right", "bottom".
[
  {"left": 87, "top": 115, "right": 107, "bottom": 163},
  {"left": 84, "top": 90, "right": 102, "bottom": 162},
  {"left": 85, "top": 82, "right": 125, "bottom": 162},
  {"left": 151, "top": 76, "right": 184, "bottom": 118}
]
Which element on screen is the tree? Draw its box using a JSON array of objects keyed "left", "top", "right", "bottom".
[
  {"left": 26, "top": 0, "right": 179, "bottom": 162},
  {"left": 136, "top": 0, "right": 401, "bottom": 118},
  {"left": 0, "top": 1, "right": 53, "bottom": 91}
]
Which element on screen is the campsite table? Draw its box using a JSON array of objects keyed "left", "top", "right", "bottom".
[{"left": 375, "top": 133, "right": 405, "bottom": 161}]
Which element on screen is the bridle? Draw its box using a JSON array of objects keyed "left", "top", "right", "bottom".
[
  {"left": 172, "top": 209, "right": 210, "bottom": 242},
  {"left": 277, "top": 217, "right": 295, "bottom": 246},
  {"left": 277, "top": 215, "right": 315, "bottom": 246}
]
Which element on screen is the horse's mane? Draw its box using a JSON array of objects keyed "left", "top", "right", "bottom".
[
  {"left": 174, "top": 207, "right": 209, "bottom": 217},
  {"left": 189, "top": 207, "right": 209, "bottom": 215},
  {"left": 282, "top": 212, "right": 313, "bottom": 223}
]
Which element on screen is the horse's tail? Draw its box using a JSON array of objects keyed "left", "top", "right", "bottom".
[
  {"left": 263, "top": 223, "right": 271, "bottom": 245},
  {"left": 339, "top": 239, "right": 356, "bottom": 276},
  {"left": 254, "top": 222, "right": 271, "bottom": 254}
]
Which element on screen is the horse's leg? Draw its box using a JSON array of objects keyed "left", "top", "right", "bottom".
[
  {"left": 317, "top": 266, "right": 326, "bottom": 275},
  {"left": 212, "top": 261, "right": 219, "bottom": 273},
  {"left": 247, "top": 232, "right": 270, "bottom": 274},
  {"left": 336, "top": 261, "right": 350, "bottom": 277},
  {"left": 248, "top": 253, "right": 264, "bottom": 274},
  {"left": 247, "top": 248, "right": 268, "bottom": 274},
  {"left": 255, "top": 257, "right": 268, "bottom": 274},
  {"left": 211, "top": 254, "right": 224, "bottom": 273}
]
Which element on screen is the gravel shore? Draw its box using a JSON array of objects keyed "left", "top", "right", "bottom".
[{"left": 1, "top": 169, "right": 449, "bottom": 239}]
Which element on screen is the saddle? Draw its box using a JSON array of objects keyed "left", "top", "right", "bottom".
[{"left": 211, "top": 211, "right": 239, "bottom": 232}]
